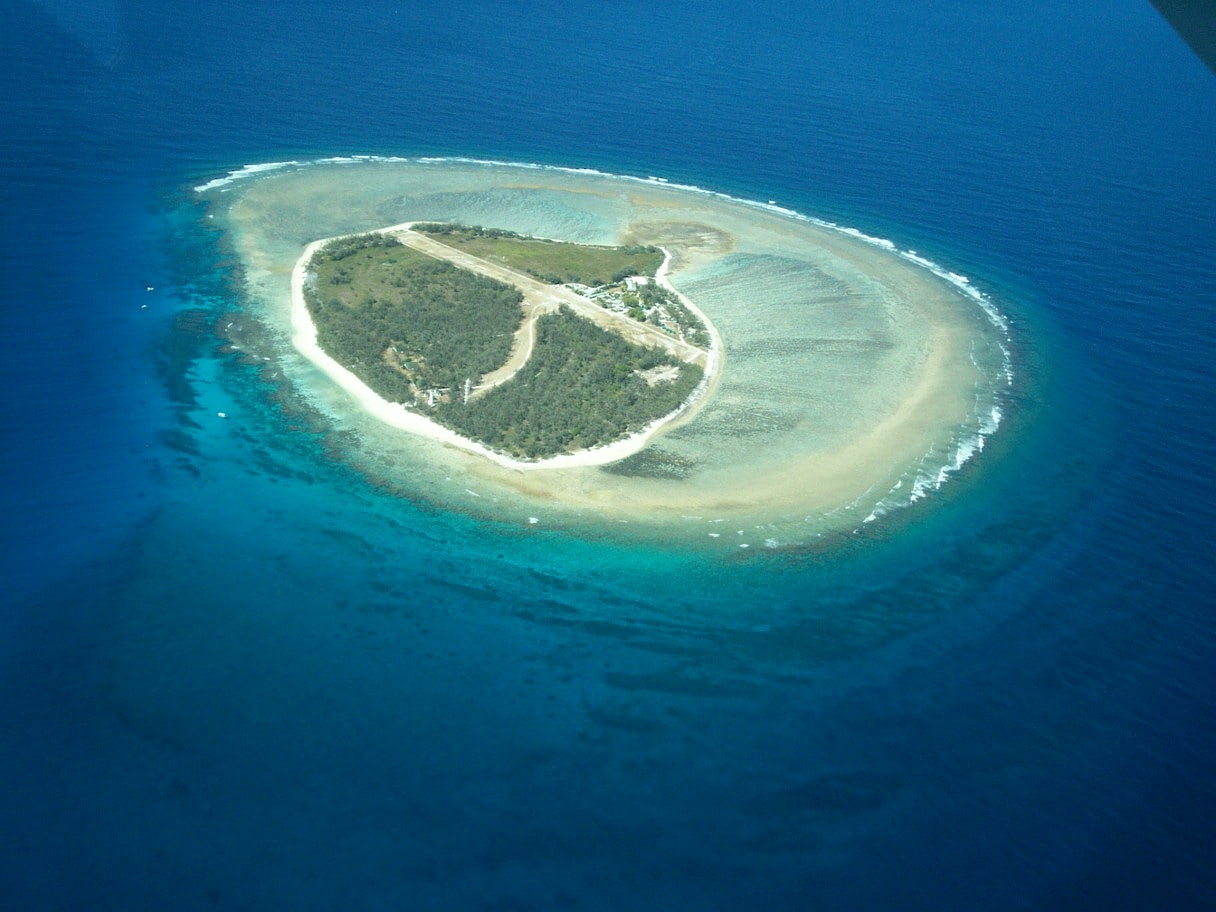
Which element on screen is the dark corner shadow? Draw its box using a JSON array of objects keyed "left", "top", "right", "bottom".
[{"left": 1150, "top": 0, "right": 1216, "bottom": 74}]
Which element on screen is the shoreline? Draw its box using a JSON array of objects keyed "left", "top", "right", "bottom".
[{"left": 289, "top": 228, "right": 724, "bottom": 472}]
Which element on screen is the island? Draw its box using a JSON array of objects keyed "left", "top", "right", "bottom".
[
  {"left": 292, "top": 223, "right": 723, "bottom": 468},
  {"left": 215, "top": 157, "right": 1011, "bottom": 545}
]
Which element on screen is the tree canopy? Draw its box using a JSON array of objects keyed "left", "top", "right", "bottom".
[
  {"left": 304, "top": 233, "right": 523, "bottom": 400},
  {"left": 438, "top": 306, "right": 702, "bottom": 458}
]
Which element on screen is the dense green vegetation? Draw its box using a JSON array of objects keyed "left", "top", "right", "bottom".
[
  {"left": 438, "top": 307, "right": 703, "bottom": 458},
  {"left": 304, "top": 231, "right": 705, "bottom": 461},
  {"left": 304, "top": 233, "right": 523, "bottom": 401},
  {"left": 415, "top": 223, "right": 664, "bottom": 286}
]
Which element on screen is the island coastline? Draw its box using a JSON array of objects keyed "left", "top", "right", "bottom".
[{"left": 290, "top": 225, "right": 725, "bottom": 472}]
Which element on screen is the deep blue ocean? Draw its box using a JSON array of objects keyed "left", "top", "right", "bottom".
[{"left": 3, "top": 1, "right": 1215, "bottom": 908}]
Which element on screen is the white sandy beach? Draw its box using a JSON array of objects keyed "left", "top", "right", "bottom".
[{"left": 290, "top": 228, "right": 724, "bottom": 472}]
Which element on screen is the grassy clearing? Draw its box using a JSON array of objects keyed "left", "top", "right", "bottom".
[{"left": 415, "top": 224, "right": 664, "bottom": 286}]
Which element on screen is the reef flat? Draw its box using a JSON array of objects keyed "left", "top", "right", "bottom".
[{"left": 205, "top": 157, "right": 1011, "bottom": 547}]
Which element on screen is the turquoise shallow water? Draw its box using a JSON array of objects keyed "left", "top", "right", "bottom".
[{"left": 2, "top": 1, "right": 1215, "bottom": 908}]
